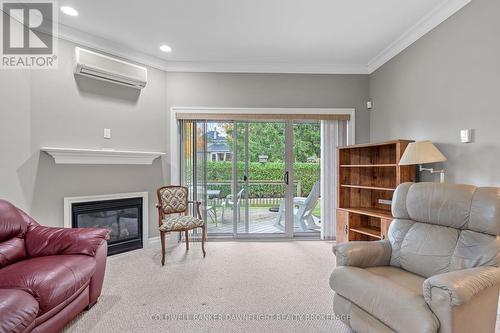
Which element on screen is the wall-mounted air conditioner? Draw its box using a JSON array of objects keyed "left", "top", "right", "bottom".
[{"left": 74, "top": 47, "right": 147, "bottom": 89}]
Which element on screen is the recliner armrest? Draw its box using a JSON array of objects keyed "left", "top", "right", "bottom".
[
  {"left": 423, "top": 266, "right": 500, "bottom": 306},
  {"left": 25, "top": 225, "right": 109, "bottom": 258},
  {"left": 333, "top": 240, "right": 392, "bottom": 267}
]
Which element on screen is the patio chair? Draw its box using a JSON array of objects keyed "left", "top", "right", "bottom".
[
  {"left": 188, "top": 185, "right": 218, "bottom": 226},
  {"left": 274, "top": 181, "right": 320, "bottom": 231},
  {"left": 221, "top": 188, "right": 245, "bottom": 222},
  {"left": 156, "top": 186, "right": 206, "bottom": 266}
]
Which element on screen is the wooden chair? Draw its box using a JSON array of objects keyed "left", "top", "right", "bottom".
[{"left": 156, "top": 186, "right": 206, "bottom": 265}]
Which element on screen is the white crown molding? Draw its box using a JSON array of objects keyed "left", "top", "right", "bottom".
[
  {"left": 57, "top": 23, "right": 171, "bottom": 69},
  {"left": 56, "top": 0, "right": 471, "bottom": 75},
  {"left": 367, "top": 0, "right": 472, "bottom": 74},
  {"left": 164, "top": 61, "right": 369, "bottom": 75},
  {"left": 41, "top": 147, "right": 165, "bottom": 165},
  {"left": 58, "top": 23, "right": 368, "bottom": 74}
]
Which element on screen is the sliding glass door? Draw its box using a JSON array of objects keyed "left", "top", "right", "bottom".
[
  {"left": 235, "top": 122, "right": 287, "bottom": 235},
  {"left": 180, "top": 119, "right": 328, "bottom": 239}
]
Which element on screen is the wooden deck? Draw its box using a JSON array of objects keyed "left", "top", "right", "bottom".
[{"left": 206, "top": 207, "right": 320, "bottom": 234}]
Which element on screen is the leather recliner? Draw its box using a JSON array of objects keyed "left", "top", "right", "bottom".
[
  {"left": 330, "top": 182, "right": 500, "bottom": 333},
  {"left": 0, "top": 199, "right": 109, "bottom": 333}
]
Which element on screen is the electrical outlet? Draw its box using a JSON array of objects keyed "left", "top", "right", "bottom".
[{"left": 104, "top": 128, "right": 111, "bottom": 139}]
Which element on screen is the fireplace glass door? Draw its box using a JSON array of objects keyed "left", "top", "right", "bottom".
[{"left": 72, "top": 197, "right": 143, "bottom": 255}]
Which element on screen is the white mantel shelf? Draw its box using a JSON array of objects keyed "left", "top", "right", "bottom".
[{"left": 41, "top": 147, "right": 165, "bottom": 165}]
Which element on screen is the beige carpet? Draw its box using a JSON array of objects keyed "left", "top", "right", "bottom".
[{"left": 63, "top": 240, "right": 352, "bottom": 333}]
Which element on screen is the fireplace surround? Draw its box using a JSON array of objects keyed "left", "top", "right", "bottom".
[{"left": 64, "top": 192, "right": 148, "bottom": 255}]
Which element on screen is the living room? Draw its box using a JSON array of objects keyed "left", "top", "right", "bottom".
[{"left": 0, "top": 0, "right": 499, "bottom": 332}]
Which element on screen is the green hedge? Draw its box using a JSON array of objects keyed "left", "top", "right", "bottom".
[{"left": 206, "top": 161, "right": 319, "bottom": 198}]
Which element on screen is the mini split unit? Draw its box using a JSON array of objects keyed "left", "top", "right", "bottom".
[{"left": 74, "top": 47, "right": 148, "bottom": 89}]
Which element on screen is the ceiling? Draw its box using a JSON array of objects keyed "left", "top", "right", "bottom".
[{"left": 57, "top": 0, "right": 471, "bottom": 74}]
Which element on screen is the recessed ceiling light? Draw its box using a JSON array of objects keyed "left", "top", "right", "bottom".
[
  {"left": 159, "top": 45, "right": 172, "bottom": 53},
  {"left": 61, "top": 6, "right": 79, "bottom": 16}
]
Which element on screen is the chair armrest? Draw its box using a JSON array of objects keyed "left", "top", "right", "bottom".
[
  {"left": 423, "top": 266, "right": 500, "bottom": 306},
  {"left": 333, "top": 240, "right": 391, "bottom": 267},
  {"left": 25, "top": 225, "right": 109, "bottom": 258}
]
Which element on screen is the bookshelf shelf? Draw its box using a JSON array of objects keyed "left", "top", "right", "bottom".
[{"left": 336, "top": 140, "right": 416, "bottom": 243}]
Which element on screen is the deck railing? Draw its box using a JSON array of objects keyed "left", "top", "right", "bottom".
[{"left": 203, "top": 180, "right": 302, "bottom": 206}]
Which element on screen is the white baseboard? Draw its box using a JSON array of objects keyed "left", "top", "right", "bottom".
[{"left": 147, "top": 236, "right": 160, "bottom": 246}]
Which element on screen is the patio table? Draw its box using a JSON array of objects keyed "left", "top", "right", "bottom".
[{"left": 207, "top": 190, "right": 220, "bottom": 199}]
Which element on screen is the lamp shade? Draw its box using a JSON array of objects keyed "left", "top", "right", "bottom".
[{"left": 399, "top": 141, "right": 447, "bottom": 165}]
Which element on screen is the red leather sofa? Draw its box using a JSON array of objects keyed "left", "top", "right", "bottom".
[{"left": 0, "top": 199, "right": 109, "bottom": 333}]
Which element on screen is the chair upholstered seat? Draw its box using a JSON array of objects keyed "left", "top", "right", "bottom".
[
  {"left": 331, "top": 266, "right": 439, "bottom": 333},
  {"left": 160, "top": 215, "right": 204, "bottom": 231}
]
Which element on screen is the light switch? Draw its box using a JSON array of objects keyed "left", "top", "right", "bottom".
[
  {"left": 460, "top": 129, "right": 473, "bottom": 143},
  {"left": 104, "top": 128, "right": 111, "bottom": 139}
]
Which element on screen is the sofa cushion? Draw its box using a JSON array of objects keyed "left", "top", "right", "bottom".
[
  {"left": 0, "top": 200, "right": 28, "bottom": 268},
  {"left": 387, "top": 218, "right": 415, "bottom": 267},
  {"left": 0, "top": 200, "right": 27, "bottom": 242},
  {"left": 406, "top": 183, "right": 476, "bottom": 229},
  {"left": 25, "top": 225, "right": 109, "bottom": 257},
  {"left": 400, "top": 223, "right": 460, "bottom": 277},
  {"left": 0, "top": 255, "right": 96, "bottom": 315},
  {"left": 469, "top": 187, "right": 500, "bottom": 236},
  {"left": 0, "top": 237, "right": 26, "bottom": 268},
  {"left": 449, "top": 230, "right": 500, "bottom": 270},
  {"left": 334, "top": 293, "right": 397, "bottom": 333},
  {"left": 0, "top": 289, "right": 38, "bottom": 333},
  {"left": 330, "top": 266, "right": 439, "bottom": 333},
  {"left": 391, "top": 182, "right": 412, "bottom": 219}
]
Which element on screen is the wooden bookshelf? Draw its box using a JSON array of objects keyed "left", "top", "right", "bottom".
[{"left": 336, "top": 140, "right": 416, "bottom": 243}]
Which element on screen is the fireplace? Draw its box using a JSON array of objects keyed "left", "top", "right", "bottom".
[{"left": 64, "top": 193, "right": 148, "bottom": 256}]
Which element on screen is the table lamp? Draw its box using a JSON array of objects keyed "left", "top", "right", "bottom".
[{"left": 399, "top": 141, "right": 447, "bottom": 183}]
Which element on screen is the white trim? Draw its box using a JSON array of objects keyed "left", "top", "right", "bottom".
[
  {"left": 58, "top": 23, "right": 367, "bottom": 74},
  {"left": 41, "top": 147, "right": 165, "bottom": 165},
  {"left": 163, "top": 62, "right": 368, "bottom": 74},
  {"left": 169, "top": 107, "right": 355, "bottom": 185},
  {"left": 367, "top": 0, "right": 472, "bottom": 73},
  {"left": 55, "top": 0, "right": 470, "bottom": 75},
  {"left": 63, "top": 192, "right": 149, "bottom": 248},
  {"left": 147, "top": 236, "right": 160, "bottom": 246}
]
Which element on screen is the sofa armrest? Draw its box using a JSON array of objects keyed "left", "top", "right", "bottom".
[
  {"left": 333, "top": 240, "right": 391, "bottom": 267},
  {"left": 25, "top": 225, "right": 109, "bottom": 258},
  {"left": 424, "top": 266, "right": 500, "bottom": 306},
  {"left": 89, "top": 241, "right": 108, "bottom": 307}
]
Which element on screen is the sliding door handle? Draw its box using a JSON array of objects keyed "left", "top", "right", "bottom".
[{"left": 284, "top": 171, "right": 289, "bottom": 185}]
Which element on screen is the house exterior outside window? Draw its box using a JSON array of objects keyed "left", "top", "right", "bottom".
[{"left": 205, "top": 129, "right": 231, "bottom": 162}]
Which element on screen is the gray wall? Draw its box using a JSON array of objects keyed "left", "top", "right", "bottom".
[
  {"left": 0, "top": 39, "right": 169, "bottom": 238},
  {"left": 370, "top": 0, "right": 500, "bottom": 186},
  {"left": 0, "top": 40, "right": 369, "bottom": 238},
  {"left": 166, "top": 72, "right": 370, "bottom": 144},
  {"left": 0, "top": 70, "right": 31, "bottom": 211}
]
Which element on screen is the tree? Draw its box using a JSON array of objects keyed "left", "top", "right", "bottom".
[
  {"left": 293, "top": 122, "right": 321, "bottom": 162},
  {"left": 225, "top": 122, "right": 320, "bottom": 163}
]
